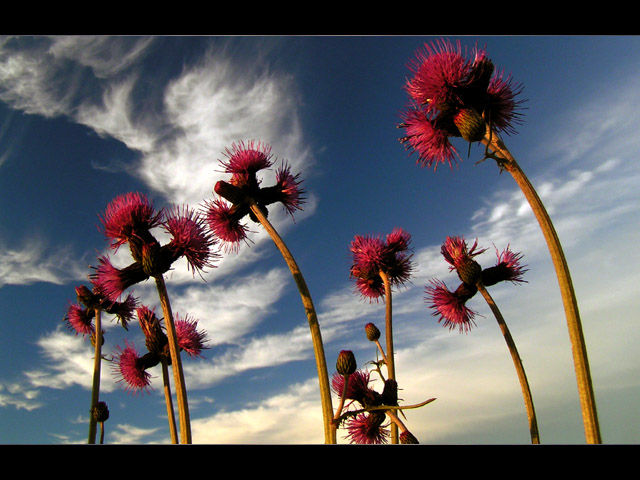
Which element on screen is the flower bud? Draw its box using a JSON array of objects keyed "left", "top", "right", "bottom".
[
  {"left": 364, "top": 322, "right": 381, "bottom": 342},
  {"left": 92, "top": 401, "right": 110, "bottom": 423},
  {"left": 141, "top": 241, "right": 162, "bottom": 277},
  {"left": 453, "top": 108, "right": 486, "bottom": 142},
  {"left": 336, "top": 350, "right": 357, "bottom": 376}
]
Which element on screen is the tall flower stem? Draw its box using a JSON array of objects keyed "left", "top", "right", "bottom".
[
  {"left": 477, "top": 282, "right": 540, "bottom": 444},
  {"left": 248, "top": 201, "right": 335, "bottom": 444},
  {"left": 154, "top": 274, "right": 192, "bottom": 444},
  {"left": 482, "top": 126, "right": 601, "bottom": 444},
  {"left": 378, "top": 270, "right": 398, "bottom": 444},
  {"left": 87, "top": 308, "right": 102, "bottom": 444},
  {"left": 161, "top": 357, "right": 179, "bottom": 444}
]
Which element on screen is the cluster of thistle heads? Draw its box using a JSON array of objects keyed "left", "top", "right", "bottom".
[
  {"left": 64, "top": 140, "right": 306, "bottom": 396},
  {"left": 61, "top": 38, "right": 530, "bottom": 443}
]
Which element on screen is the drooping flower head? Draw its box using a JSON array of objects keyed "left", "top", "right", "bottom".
[
  {"left": 349, "top": 228, "right": 414, "bottom": 300},
  {"left": 91, "top": 255, "right": 148, "bottom": 303},
  {"left": 163, "top": 205, "right": 219, "bottom": 275},
  {"left": 202, "top": 197, "right": 251, "bottom": 253},
  {"left": 441, "top": 236, "right": 487, "bottom": 285},
  {"left": 482, "top": 244, "right": 528, "bottom": 286},
  {"left": 425, "top": 279, "right": 478, "bottom": 333},
  {"left": 112, "top": 340, "right": 154, "bottom": 394},
  {"left": 400, "top": 38, "right": 525, "bottom": 170},
  {"left": 174, "top": 313, "right": 209, "bottom": 357},
  {"left": 63, "top": 303, "right": 95, "bottom": 336},
  {"left": 99, "top": 192, "right": 163, "bottom": 258},
  {"left": 344, "top": 411, "right": 389, "bottom": 445},
  {"left": 272, "top": 161, "right": 305, "bottom": 217}
]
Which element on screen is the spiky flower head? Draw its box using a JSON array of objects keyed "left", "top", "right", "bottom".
[
  {"left": 349, "top": 228, "right": 414, "bottom": 300},
  {"left": 441, "top": 236, "right": 487, "bottom": 285},
  {"left": 163, "top": 205, "right": 219, "bottom": 275},
  {"left": 400, "top": 38, "right": 524, "bottom": 170},
  {"left": 91, "top": 255, "right": 148, "bottom": 303},
  {"left": 425, "top": 279, "right": 478, "bottom": 333},
  {"left": 202, "top": 197, "right": 250, "bottom": 253},
  {"left": 112, "top": 340, "right": 154, "bottom": 394},
  {"left": 482, "top": 245, "right": 528, "bottom": 286},
  {"left": 175, "top": 313, "right": 209, "bottom": 357},
  {"left": 63, "top": 303, "right": 95, "bottom": 337},
  {"left": 136, "top": 305, "right": 167, "bottom": 356},
  {"left": 99, "top": 192, "right": 162, "bottom": 259},
  {"left": 344, "top": 412, "right": 389, "bottom": 445},
  {"left": 400, "top": 430, "right": 420, "bottom": 444}
]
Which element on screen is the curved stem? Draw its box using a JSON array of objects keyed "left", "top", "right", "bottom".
[
  {"left": 482, "top": 127, "right": 601, "bottom": 444},
  {"left": 87, "top": 308, "right": 102, "bottom": 444},
  {"left": 249, "top": 202, "right": 335, "bottom": 444},
  {"left": 378, "top": 270, "right": 398, "bottom": 443},
  {"left": 161, "top": 357, "right": 179, "bottom": 444},
  {"left": 154, "top": 275, "right": 192, "bottom": 444},
  {"left": 477, "top": 282, "right": 540, "bottom": 444}
]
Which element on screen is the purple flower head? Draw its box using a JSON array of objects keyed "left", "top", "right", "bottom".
[
  {"left": 202, "top": 197, "right": 250, "bottom": 253},
  {"left": 163, "top": 205, "right": 219, "bottom": 275},
  {"left": 64, "top": 303, "right": 95, "bottom": 337},
  {"left": 331, "top": 370, "right": 378, "bottom": 407},
  {"left": 441, "top": 236, "right": 487, "bottom": 285},
  {"left": 349, "top": 228, "right": 414, "bottom": 300},
  {"left": 273, "top": 161, "right": 305, "bottom": 217},
  {"left": 482, "top": 245, "right": 528, "bottom": 286},
  {"left": 425, "top": 279, "right": 478, "bottom": 333},
  {"left": 174, "top": 313, "right": 209, "bottom": 357},
  {"left": 400, "top": 38, "right": 525, "bottom": 170},
  {"left": 91, "top": 255, "right": 148, "bottom": 303},
  {"left": 344, "top": 412, "right": 389, "bottom": 445},
  {"left": 99, "top": 192, "right": 163, "bottom": 255},
  {"left": 220, "top": 140, "right": 273, "bottom": 181},
  {"left": 112, "top": 340, "right": 153, "bottom": 394}
]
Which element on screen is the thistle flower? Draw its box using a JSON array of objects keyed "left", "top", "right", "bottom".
[
  {"left": 482, "top": 245, "right": 528, "bottom": 286},
  {"left": 91, "top": 255, "right": 148, "bottom": 303},
  {"left": 345, "top": 412, "right": 389, "bottom": 445},
  {"left": 349, "top": 228, "right": 414, "bottom": 300},
  {"left": 99, "top": 192, "right": 163, "bottom": 257},
  {"left": 163, "top": 205, "right": 219, "bottom": 275},
  {"left": 64, "top": 303, "right": 95, "bottom": 336},
  {"left": 204, "top": 141, "right": 306, "bottom": 252},
  {"left": 441, "top": 236, "right": 487, "bottom": 285},
  {"left": 425, "top": 279, "right": 478, "bottom": 333},
  {"left": 174, "top": 313, "right": 209, "bottom": 357},
  {"left": 399, "top": 38, "right": 524, "bottom": 170},
  {"left": 137, "top": 305, "right": 167, "bottom": 356},
  {"left": 331, "top": 370, "right": 378, "bottom": 407},
  {"left": 336, "top": 350, "right": 357, "bottom": 376},
  {"left": 202, "top": 197, "right": 250, "bottom": 252},
  {"left": 112, "top": 340, "right": 154, "bottom": 394}
]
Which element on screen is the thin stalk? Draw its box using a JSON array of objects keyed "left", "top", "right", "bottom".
[
  {"left": 161, "top": 357, "right": 179, "bottom": 444},
  {"left": 154, "top": 274, "right": 192, "bottom": 444},
  {"left": 87, "top": 308, "right": 102, "bottom": 444},
  {"left": 248, "top": 201, "right": 335, "bottom": 444},
  {"left": 477, "top": 282, "right": 540, "bottom": 444},
  {"left": 482, "top": 126, "right": 601, "bottom": 444},
  {"left": 332, "top": 374, "right": 350, "bottom": 428},
  {"left": 99, "top": 421, "right": 105, "bottom": 444},
  {"left": 378, "top": 270, "right": 398, "bottom": 444}
]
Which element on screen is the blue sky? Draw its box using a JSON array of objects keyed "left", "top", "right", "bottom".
[{"left": 0, "top": 35, "right": 639, "bottom": 444}]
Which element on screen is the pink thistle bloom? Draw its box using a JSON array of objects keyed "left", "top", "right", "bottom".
[
  {"left": 349, "top": 229, "right": 414, "bottom": 300},
  {"left": 220, "top": 140, "right": 273, "bottom": 179},
  {"left": 174, "top": 313, "right": 209, "bottom": 357},
  {"left": 64, "top": 303, "right": 95, "bottom": 336},
  {"left": 163, "top": 205, "right": 219, "bottom": 275},
  {"left": 344, "top": 412, "right": 389, "bottom": 445},
  {"left": 331, "top": 370, "right": 378, "bottom": 406},
  {"left": 99, "top": 192, "right": 163, "bottom": 252},
  {"left": 425, "top": 279, "right": 478, "bottom": 333},
  {"left": 274, "top": 162, "right": 305, "bottom": 217},
  {"left": 400, "top": 38, "right": 525, "bottom": 170},
  {"left": 91, "top": 255, "right": 148, "bottom": 303},
  {"left": 112, "top": 340, "right": 153, "bottom": 394},
  {"left": 482, "top": 245, "right": 528, "bottom": 286},
  {"left": 202, "top": 197, "right": 250, "bottom": 253},
  {"left": 440, "top": 236, "right": 487, "bottom": 272},
  {"left": 399, "top": 107, "right": 461, "bottom": 170}
]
